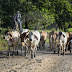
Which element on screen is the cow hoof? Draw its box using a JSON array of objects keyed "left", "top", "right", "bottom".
[
  {"left": 70, "top": 50, "right": 71, "bottom": 54},
  {"left": 58, "top": 54, "right": 59, "bottom": 56},
  {"left": 54, "top": 51, "right": 56, "bottom": 54},
  {"left": 24, "top": 54, "right": 27, "bottom": 57},
  {"left": 34, "top": 54, "right": 36, "bottom": 58},
  {"left": 7, "top": 53, "right": 10, "bottom": 56},
  {"left": 17, "top": 51, "right": 18, "bottom": 55},
  {"left": 63, "top": 52, "right": 65, "bottom": 56},
  {"left": 65, "top": 49, "right": 66, "bottom": 52},
  {"left": 31, "top": 54, "right": 33, "bottom": 59}
]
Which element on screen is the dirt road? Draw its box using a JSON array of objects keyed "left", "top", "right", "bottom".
[{"left": 0, "top": 47, "right": 72, "bottom": 72}]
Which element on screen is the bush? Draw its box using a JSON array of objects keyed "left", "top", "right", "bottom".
[{"left": 66, "top": 28, "right": 72, "bottom": 32}]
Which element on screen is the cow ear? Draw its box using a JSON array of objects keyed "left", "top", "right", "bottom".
[
  {"left": 26, "top": 35, "right": 29, "bottom": 38},
  {"left": 63, "top": 34, "right": 65, "bottom": 38},
  {"left": 69, "top": 32, "right": 71, "bottom": 36},
  {"left": 55, "top": 33, "right": 58, "bottom": 37},
  {"left": 20, "top": 34, "right": 22, "bottom": 38},
  {"left": 26, "top": 31, "right": 30, "bottom": 36},
  {"left": 10, "top": 34, "right": 12, "bottom": 37},
  {"left": 34, "top": 35, "right": 38, "bottom": 40}
]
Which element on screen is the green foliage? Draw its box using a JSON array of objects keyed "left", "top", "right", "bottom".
[
  {"left": 0, "top": 0, "right": 72, "bottom": 30},
  {"left": 66, "top": 28, "right": 72, "bottom": 32}
]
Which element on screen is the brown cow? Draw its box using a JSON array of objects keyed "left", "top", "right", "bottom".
[
  {"left": 65, "top": 32, "right": 70, "bottom": 51},
  {"left": 39, "top": 31, "right": 47, "bottom": 49},
  {"left": 49, "top": 31, "right": 58, "bottom": 51},
  {"left": 49, "top": 31, "right": 55, "bottom": 49},
  {"left": 20, "top": 29, "right": 30, "bottom": 55},
  {"left": 68, "top": 32, "right": 72, "bottom": 53},
  {"left": 53, "top": 32, "right": 59, "bottom": 53}
]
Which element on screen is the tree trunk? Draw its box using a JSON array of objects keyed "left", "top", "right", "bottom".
[
  {"left": 25, "top": 15, "right": 28, "bottom": 29},
  {"left": 25, "top": 1, "right": 28, "bottom": 29}
]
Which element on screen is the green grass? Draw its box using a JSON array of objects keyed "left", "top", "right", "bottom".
[
  {"left": 66, "top": 28, "right": 72, "bottom": 32},
  {"left": 0, "top": 37, "right": 8, "bottom": 51},
  {"left": 0, "top": 28, "right": 8, "bottom": 51}
]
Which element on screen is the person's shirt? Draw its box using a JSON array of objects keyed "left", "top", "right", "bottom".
[
  {"left": 16, "top": 13, "right": 21, "bottom": 20},
  {"left": 13, "top": 16, "right": 16, "bottom": 22}
]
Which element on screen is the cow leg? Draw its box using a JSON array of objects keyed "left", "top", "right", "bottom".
[
  {"left": 21, "top": 47, "right": 22, "bottom": 55},
  {"left": 21, "top": 46, "right": 23, "bottom": 55},
  {"left": 16, "top": 43, "right": 19, "bottom": 55},
  {"left": 61, "top": 46, "right": 63, "bottom": 55},
  {"left": 43, "top": 41, "right": 45, "bottom": 49},
  {"left": 31, "top": 48, "right": 34, "bottom": 59},
  {"left": 13, "top": 46, "right": 15, "bottom": 56},
  {"left": 8, "top": 46, "right": 10, "bottom": 56},
  {"left": 54, "top": 42, "right": 57, "bottom": 54},
  {"left": 58, "top": 47, "right": 60, "bottom": 56},
  {"left": 50, "top": 42, "right": 52, "bottom": 50},
  {"left": 17, "top": 50, "right": 18, "bottom": 55},
  {"left": 51, "top": 43, "right": 52, "bottom": 50},
  {"left": 50, "top": 42, "right": 52, "bottom": 51},
  {"left": 70, "top": 45, "right": 72, "bottom": 54},
  {"left": 49, "top": 42, "right": 51, "bottom": 48},
  {"left": 34, "top": 50, "right": 36, "bottom": 58},
  {"left": 70, "top": 49, "right": 71, "bottom": 54},
  {"left": 63, "top": 44, "right": 65, "bottom": 56},
  {"left": 39, "top": 42, "right": 42, "bottom": 50},
  {"left": 25, "top": 46, "right": 27, "bottom": 57},
  {"left": 29, "top": 47, "right": 31, "bottom": 55},
  {"left": 34, "top": 48, "right": 37, "bottom": 58}
]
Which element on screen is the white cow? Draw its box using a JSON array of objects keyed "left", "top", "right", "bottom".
[
  {"left": 28, "top": 31, "right": 40, "bottom": 59},
  {"left": 20, "top": 30, "right": 40, "bottom": 59},
  {"left": 57, "top": 31, "right": 67, "bottom": 56},
  {"left": 3, "top": 30, "right": 20, "bottom": 56}
]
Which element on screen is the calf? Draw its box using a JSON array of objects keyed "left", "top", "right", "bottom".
[
  {"left": 39, "top": 31, "right": 47, "bottom": 49},
  {"left": 57, "top": 31, "right": 67, "bottom": 56},
  {"left": 3, "top": 30, "right": 20, "bottom": 56}
]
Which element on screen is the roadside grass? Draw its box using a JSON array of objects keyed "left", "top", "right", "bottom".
[
  {"left": 66, "top": 28, "right": 72, "bottom": 32},
  {"left": 0, "top": 28, "right": 8, "bottom": 51}
]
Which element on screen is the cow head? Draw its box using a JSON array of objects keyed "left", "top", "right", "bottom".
[
  {"left": 28, "top": 32, "right": 38, "bottom": 42},
  {"left": 20, "top": 31, "right": 30, "bottom": 46},
  {"left": 59, "top": 31, "right": 65, "bottom": 40},
  {"left": 20, "top": 31, "right": 30, "bottom": 41},
  {"left": 3, "top": 30, "right": 12, "bottom": 41}
]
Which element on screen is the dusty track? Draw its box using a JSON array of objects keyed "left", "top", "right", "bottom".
[{"left": 0, "top": 47, "right": 72, "bottom": 72}]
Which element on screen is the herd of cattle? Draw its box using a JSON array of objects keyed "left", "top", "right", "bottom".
[{"left": 3, "top": 28, "right": 72, "bottom": 59}]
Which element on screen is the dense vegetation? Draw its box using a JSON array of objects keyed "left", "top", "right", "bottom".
[{"left": 0, "top": 0, "right": 72, "bottom": 31}]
